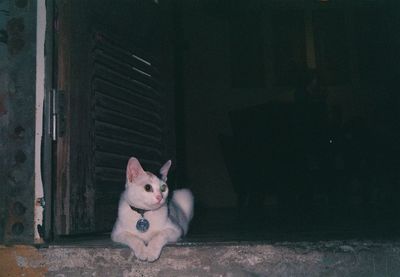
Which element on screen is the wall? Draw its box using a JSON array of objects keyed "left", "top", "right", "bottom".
[{"left": 0, "top": 0, "right": 37, "bottom": 243}]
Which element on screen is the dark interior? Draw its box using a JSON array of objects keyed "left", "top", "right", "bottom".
[
  {"left": 179, "top": 0, "right": 400, "bottom": 241},
  {"left": 54, "top": 0, "right": 400, "bottom": 242}
]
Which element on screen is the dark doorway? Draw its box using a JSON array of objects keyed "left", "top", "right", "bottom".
[
  {"left": 181, "top": 1, "right": 400, "bottom": 240},
  {"left": 52, "top": 0, "right": 400, "bottom": 241}
]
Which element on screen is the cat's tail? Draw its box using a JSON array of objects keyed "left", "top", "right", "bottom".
[{"left": 172, "top": 188, "right": 194, "bottom": 224}]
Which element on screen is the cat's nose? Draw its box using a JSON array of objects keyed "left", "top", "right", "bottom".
[{"left": 156, "top": 195, "right": 163, "bottom": 202}]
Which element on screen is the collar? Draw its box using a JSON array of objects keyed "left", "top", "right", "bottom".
[{"left": 129, "top": 205, "right": 149, "bottom": 217}]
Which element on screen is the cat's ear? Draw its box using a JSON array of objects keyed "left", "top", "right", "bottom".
[
  {"left": 126, "top": 157, "right": 145, "bottom": 184},
  {"left": 160, "top": 160, "right": 172, "bottom": 182}
]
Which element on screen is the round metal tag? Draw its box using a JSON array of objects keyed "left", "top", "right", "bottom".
[{"left": 136, "top": 218, "right": 150, "bottom": 233}]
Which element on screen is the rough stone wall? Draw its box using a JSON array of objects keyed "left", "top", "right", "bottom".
[
  {"left": 1, "top": 241, "right": 400, "bottom": 276},
  {"left": 0, "top": 0, "right": 37, "bottom": 243}
]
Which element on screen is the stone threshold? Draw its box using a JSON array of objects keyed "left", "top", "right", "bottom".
[{"left": 2, "top": 239, "right": 400, "bottom": 276}]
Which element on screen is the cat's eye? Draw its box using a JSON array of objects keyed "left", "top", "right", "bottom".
[
  {"left": 144, "top": 184, "right": 153, "bottom": 192},
  {"left": 160, "top": 184, "right": 167, "bottom": 192}
]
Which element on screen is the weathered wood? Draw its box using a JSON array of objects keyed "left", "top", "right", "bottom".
[
  {"left": 55, "top": 0, "right": 174, "bottom": 234},
  {"left": 56, "top": 0, "right": 96, "bottom": 235}
]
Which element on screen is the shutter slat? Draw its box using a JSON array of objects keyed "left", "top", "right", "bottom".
[{"left": 92, "top": 33, "right": 166, "bottom": 220}]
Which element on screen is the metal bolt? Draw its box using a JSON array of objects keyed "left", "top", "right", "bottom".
[
  {"left": 11, "top": 222, "right": 24, "bottom": 235},
  {"left": 12, "top": 201, "right": 26, "bottom": 216}
]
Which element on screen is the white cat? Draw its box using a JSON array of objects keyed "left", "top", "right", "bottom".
[{"left": 111, "top": 157, "right": 194, "bottom": 262}]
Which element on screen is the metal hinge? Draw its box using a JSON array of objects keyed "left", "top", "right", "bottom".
[{"left": 49, "top": 89, "right": 65, "bottom": 141}]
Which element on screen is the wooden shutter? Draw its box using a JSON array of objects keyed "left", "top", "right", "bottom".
[
  {"left": 55, "top": 0, "right": 174, "bottom": 235},
  {"left": 92, "top": 34, "right": 166, "bottom": 231}
]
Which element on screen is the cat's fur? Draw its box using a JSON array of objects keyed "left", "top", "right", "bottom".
[{"left": 111, "top": 157, "right": 194, "bottom": 262}]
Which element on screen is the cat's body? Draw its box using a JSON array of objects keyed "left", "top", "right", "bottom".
[{"left": 111, "top": 157, "right": 193, "bottom": 262}]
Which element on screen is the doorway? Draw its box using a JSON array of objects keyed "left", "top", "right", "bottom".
[
  {"left": 180, "top": 0, "right": 400, "bottom": 240},
  {"left": 51, "top": 0, "right": 400, "bottom": 241}
]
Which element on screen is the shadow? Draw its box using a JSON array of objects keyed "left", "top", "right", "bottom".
[{"left": 218, "top": 69, "right": 400, "bottom": 232}]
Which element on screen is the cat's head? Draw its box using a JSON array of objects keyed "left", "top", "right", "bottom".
[{"left": 123, "top": 157, "right": 171, "bottom": 210}]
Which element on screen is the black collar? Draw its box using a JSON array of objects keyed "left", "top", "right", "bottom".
[{"left": 129, "top": 205, "right": 149, "bottom": 217}]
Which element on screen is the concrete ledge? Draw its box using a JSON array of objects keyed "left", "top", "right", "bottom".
[{"left": 1, "top": 241, "right": 400, "bottom": 276}]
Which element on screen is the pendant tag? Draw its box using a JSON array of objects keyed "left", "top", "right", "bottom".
[{"left": 136, "top": 218, "right": 150, "bottom": 233}]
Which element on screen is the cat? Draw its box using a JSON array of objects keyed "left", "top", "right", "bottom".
[{"left": 111, "top": 157, "right": 194, "bottom": 262}]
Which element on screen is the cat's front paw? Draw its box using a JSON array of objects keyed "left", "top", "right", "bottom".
[
  {"left": 135, "top": 248, "right": 148, "bottom": 261},
  {"left": 145, "top": 243, "right": 163, "bottom": 262},
  {"left": 129, "top": 242, "right": 147, "bottom": 261}
]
